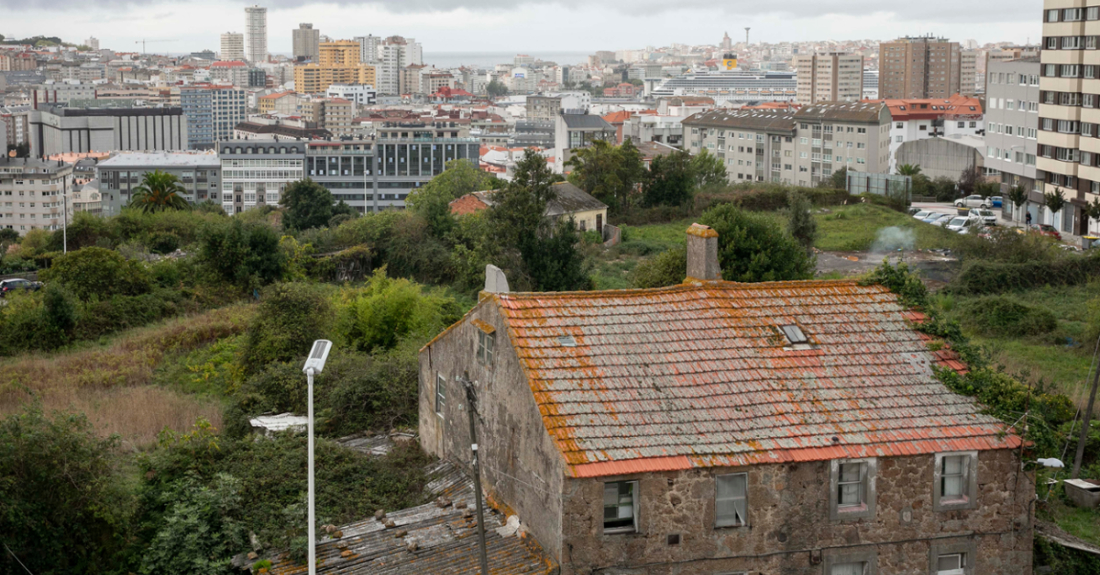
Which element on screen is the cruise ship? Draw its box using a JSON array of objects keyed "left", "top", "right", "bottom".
[{"left": 650, "top": 70, "right": 797, "bottom": 104}]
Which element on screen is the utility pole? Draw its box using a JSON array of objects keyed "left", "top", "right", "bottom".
[
  {"left": 458, "top": 373, "right": 490, "bottom": 575},
  {"left": 1072, "top": 355, "right": 1100, "bottom": 478}
]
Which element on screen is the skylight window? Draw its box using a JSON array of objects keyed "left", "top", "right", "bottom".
[
  {"left": 557, "top": 335, "right": 577, "bottom": 347},
  {"left": 779, "top": 325, "right": 808, "bottom": 346}
]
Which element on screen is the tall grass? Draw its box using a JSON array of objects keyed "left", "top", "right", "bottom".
[{"left": 0, "top": 304, "right": 253, "bottom": 446}]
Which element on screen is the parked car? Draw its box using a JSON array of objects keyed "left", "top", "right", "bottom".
[
  {"left": 930, "top": 214, "right": 956, "bottom": 227},
  {"left": 1030, "top": 224, "right": 1062, "bottom": 241},
  {"left": 921, "top": 213, "right": 947, "bottom": 223},
  {"left": 990, "top": 196, "right": 1003, "bottom": 208},
  {"left": 954, "top": 195, "right": 992, "bottom": 208},
  {"left": 0, "top": 278, "right": 42, "bottom": 297},
  {"left": 912, "top": 210, "right": 935, "bottom": 220},
  {"left": 945, "top": 216, "right": 983, "bottom": 233},
  {"left": 973, "top": 209, "right": 998, "bottom": 226},
  {"left": 907, "top": 206, "right": 922, "bottom": 216}
]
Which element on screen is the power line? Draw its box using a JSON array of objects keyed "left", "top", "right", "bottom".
[{"left": 3, "top": 543, "right": 35, "bottom": 575}]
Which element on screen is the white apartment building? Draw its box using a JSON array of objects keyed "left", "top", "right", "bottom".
[
  {"left": 245, "top": 5, "right": 268, "bottom": 64},
  {"left": 1037, "top": 0, "right": 1100, "bottom": 236},
  {"left": 326, "top": 84, "right": 377, "bottom": 106},
  {"left": 794, "top": 52, "right": 864, "bottom": 104},
  {"left": 219, "top": 140, "right": 305, "bottom": 214},
  {"left": 984, "top": 58, "right": 1042, "bottom": 223},
  {"left": 0, "top": 157, "right": 74, "bottom": 235},
  {"left": 353, "top": 35, "right": 381, "bottom": 64},
  {"left": 221, "top": 32, "right": 245, "bottom": 62},
  {"left": 377, "top": 36, "right": 423, "bottom": 94},
  {"left": 875, "top": 95, "right": 985, "bottom": 172}
]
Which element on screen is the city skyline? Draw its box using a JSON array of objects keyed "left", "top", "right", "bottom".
[{"left": 5, "top": 0, "right": 1041, "bottom": 55}]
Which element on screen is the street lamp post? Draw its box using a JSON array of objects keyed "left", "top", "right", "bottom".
[{"left": 302, "top": 340, "right": 332, "bottom": 575}]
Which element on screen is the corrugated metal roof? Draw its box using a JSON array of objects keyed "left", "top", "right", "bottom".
[{"left": 487, "top": 280, "right": 1017, "bottom": 477}]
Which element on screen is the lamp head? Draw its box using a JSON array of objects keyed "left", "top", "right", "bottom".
[{"left": 302, "top": 339, "right": 332, "bottom": 374}]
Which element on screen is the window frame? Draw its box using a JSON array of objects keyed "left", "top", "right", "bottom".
[
  {"left": 602, "top": 480, "right": 640, "bottom": 535},
  {"left": 930, "top": 539, "right": 977, "bottom": 575},
  {"left": 933, "top": 451, "right": 978, "bottom": 511},
  {"left": 829, "top": 458, "right": 877, "bottom": 521},
  {"left": 714, "top": 472, "right": 749, "bottom": 528},
  {"left": 824, "top": 548, "right": 878, "bottom": 575},
  {"left": 435, "top": 373, "right": 446, "bottom": 416},
  {"left": 476, "top": 329, "right": 495, "bottom": 366}
]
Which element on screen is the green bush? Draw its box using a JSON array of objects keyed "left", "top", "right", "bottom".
[
  {"left": 696, "top": 184, "right": 850, "bottom": 213},
  {"left": 632, "top": 246, "right": 686, "bottom": 288},
  {"left": 699, "top": 203, "right": 816, "bottom": 282},
  {"left": 72, "top": 290, "right": 194, "bottom": 342},
  {"left": 959, "top": 296, "right": 1057, "bottom": 337},
  {"left": 238, "top": 361, "right": 307, "bottom": 414},
  {"left": 321, "top": 349, "right": 420, "bottom": 436},
  {"left": 951, "top": 252, "right": 1100, "bottom": 295},
  {"left": 147, "top": 232, "right": 181, "bottom": 254},
  {"left": 40, "top": 246, "right": 152, "bottom": 301},
  {"left": 336, "top": 269, "right": 450, "bottom": 353},
  {"left": 239, "top": 282, "right": 334, "bottom": 375},
  {"left": 40, "top": 283, "right": 78, "bottom": 349},
  {"left": 199, "top": 218, "right": 286, "bottom": 291},
  {"left": 139, "top": 473, "right": 248, "bottom": 575}
]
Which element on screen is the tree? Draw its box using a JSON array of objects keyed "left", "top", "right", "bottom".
[
  {"left": 199, "top": 219, "right": 286, "bottom": 290},
  {"left": 632, "top": 246, "right": 686, "bottom": 288},
  {"left": 689, "top": 148, "right": 729, "bottom": 189},
  {"left": 0, "top": 405, "right": 130, "bottom": 574},
  {"left": 700, "top": 203, "right": 815, "bottom": 282},
  {"left": 787, "top": 190, "right": 817, "bottom": 255},
  {"left": 1044, "top": 187, "right": 1067, "bottom": 224},
  {"left": 643, "top": 150, "right": 694, "bottom": 207},
  {"left": 897, "top": 164, "right": 922, "bottom": 176},
  {"left": 827, "top": 166, "right": 848, "bottom": 190},
  {"left": 486, "top": 79, "right": 508, "bottom": 97},
  {"left": 39, "top": 246, "right": 152, "bottom": 301},
  {"left": 1008, "top": 185, "right": 1029, "bottom": 226},
  {"left": 957, "top": 165, "right": 980, "bottom": 196},
  {"left": 565, "top": 139, "right": 645, "bottom": 211},
  {"left": 1087, "top": 197, "right": 1100, "bottom": 231},
  {"left": 280, "top": 178, "right": 338, "bottom": 231},
  {"left": 489, "top": 149, "right": 590, "bottom": 291},
  {"left": 407, "top": 159, "right": 495, "bottom": 238},
  {"left": 240, "top": 282, "right": 333, "bottom": 374},
  {"left": 129, "top": 170, "right": 190, "bottom": 214},
  {"left": 0, "top": 228, "right": 18, "bottom": 243}
]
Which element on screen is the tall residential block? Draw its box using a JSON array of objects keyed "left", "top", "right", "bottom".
[
  {"left": 794, "top": 52, "right": 864, "bottom": 103},
  {"left": 960, "top": 50, "right": 980, "bottom": 96},
  {"left": 0, "top": 157, "right": 74, "bottom": 235},
  {"left": 221, "top": 32, "right": 245, "bottom": 62},
  {"left": 377, "top": 36, "right": 423, "bottom": 94},
  {"left": 180, "top": 85, "right": 246, "bottom": 150},
  {"left": 983, "top": 58, "right": 1040, "bottom": 203},
  {"left": 353, "top": 34, "right": 381, "bottom": 64},
  {"left": 879, "top": 36, "right": 961, "bottom": 99},
  {"left": 293, "top": 40, "right": 376, "bottom": 94},
  {"left": 1037, "top": 1, "right": 1100, "bottom": 235},
  {"left": 245, "top": 5, "right": 268, "bottom": 64},
  {"left": 293, "top": 23, "right": 320, "bottom": 61}
]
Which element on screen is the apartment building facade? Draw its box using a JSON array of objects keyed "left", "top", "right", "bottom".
[
  {"left": 220, "top": 32, "right": 245, "bottom": 62},
  {"left": 29, "top": 107, "right": 188, "bottom": 157},
  {"left": 879, "top": 36, "right": 962, "bottom": 99},
  {"left": 1038, "top": 0, "right": 1100, "bottom": 236},
  {"left": 292, "top": 23, "right": 320, "bottom": 62},
  {"left": 377, "top": 36, "right": 424, "bottom": 94},
  {"left": 684, "top": 102, "right": 891, "bottom": 186},
  {"left": 219, "top": 140, "right": 306, "bottom": 214},
  {"left": 96, "top": 152, "right": 221, "bottom": 216},
  {"left": 301, "top": 98, "right": 355, "bottom": 138},
  {"left": 794, "top": 52, "right": 864, "bottom": 104},
  {"left": 872, "top": 95, "right": 985, "bottom": 172},
  {"left": 0, "top": 157, "right": 74, "bottom": 235},
  {"left": 294, "top": 40, "right": 377, "bottom": 94},
  {"left": 245, "top": 5, "right": 267, "bottom": 64},
  {"left": 984, "top": 58, "right": 1042, "bottom": 209},
  {"left": 180, "top": 85, "right": 247, "bottom": 150}
]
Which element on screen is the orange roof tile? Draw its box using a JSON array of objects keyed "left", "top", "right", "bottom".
[
  {"left": 601, "top": 111, "right": 633, "bottom": 124},
  {"left": 477, "top": 280, "right": 1017, "bottom": 477}
]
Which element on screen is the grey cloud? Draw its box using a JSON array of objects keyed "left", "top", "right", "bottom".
[{"left": 1, "top": 0, "right": 1038, "bottom": 24}]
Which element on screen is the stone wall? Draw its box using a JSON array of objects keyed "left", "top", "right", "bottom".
[
  {"left": 418, "top": 297, "right": 567, "bottom": 560},
  {"left": 559, "top": 449, "right": 1033, "bottom": 574}
]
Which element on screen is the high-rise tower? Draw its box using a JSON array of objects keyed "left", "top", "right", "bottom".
[{"left": 245, "top": 5, "right": 268, "bottom": 64}]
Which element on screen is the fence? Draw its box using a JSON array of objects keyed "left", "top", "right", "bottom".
[{"left": 847, "top": 172, "right": 912, "bottom": 203}]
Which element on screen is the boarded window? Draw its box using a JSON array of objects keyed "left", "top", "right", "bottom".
[
  {"left": 715, "top": 473, "right": 747, "bottom": 527},
  {"left": 603, "top": 481, "right": 638, "bottom": 534}
]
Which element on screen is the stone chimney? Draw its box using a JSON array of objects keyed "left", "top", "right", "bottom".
[
  {"left": 686, "top": 223, "right": 720, "bottom": 281},
  {"left": 484, "top": 264, "right": 509, "bottom": 294}
]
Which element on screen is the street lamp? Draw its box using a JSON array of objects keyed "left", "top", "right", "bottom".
[{"left": 302, "top": 339, "right": 332, "bottom": 575}]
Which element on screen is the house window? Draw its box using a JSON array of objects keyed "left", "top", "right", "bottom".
[
  {"left": 603, "top": 481, "right": 638, "bottom": 534},
  {"left": 936, "top": 553, "right": 966, "bottom": 575},
  {"left": 934, "top": 452, "right": 977, "bottom": 510},
  {"left": 833, "top": 563, "right": 867, "bottom": 575},
  {"left": 435, "top": 373, "right": 446, "bottom": 415},
  {"left": 779, "top": 324, "right": 808, "bottom": 345},
  {"left": 830, "top": 458, "right": 876, "bottom": 520},
  {"left": 477, "top": 330, "right": 495, "bottom": 366},
  {"left": 715, "top": 473, "right": 747, "bottom": 527}
]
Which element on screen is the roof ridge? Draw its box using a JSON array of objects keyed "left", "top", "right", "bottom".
[{"left": 496, "top": 279, "right": 874, "bottom": 300}]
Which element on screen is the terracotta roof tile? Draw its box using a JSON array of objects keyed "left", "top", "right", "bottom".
[{"left": 486, "top": 280, "right": 1017, "bottom": 477}]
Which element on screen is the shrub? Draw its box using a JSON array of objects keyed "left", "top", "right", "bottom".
[
  {"left": 199, "top": 219, "right": 286, "bottom": 291},
  {"left": 336, "top": 269, "right": 450, "bottom": 353},
  {"left": 40, "top": 283, "right": 78, "bottom": 349},
  {"left": 632, "top": 246, "right": 686, "bottom": 288},
  {"left": 147, "top": 232, "right": 181, "bottom": 254},
  {"left": 950, "top": 252, "right": 1100, "bottom": 295},
  {"left": 699, "top": 203, "right": 816, "bottom": 282},
  {"left": 959, "top": 296, "right": 1058, "bottom": 337},
  {"left": 40, "top": 246, "right": 152, "bottom": 301},
  {"left": 321, "top": 349, "right": 420, "bottom": 436},
  {"left": 238, "top": 361, "right": 307, "bottom": 414},
  {"left": 239, "top": 282, "right": 334, "bottom": 375}
]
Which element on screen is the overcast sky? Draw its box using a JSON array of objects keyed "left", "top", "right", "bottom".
[{"left": 4, "top": 0, "right": 1043, "bottom": 55}]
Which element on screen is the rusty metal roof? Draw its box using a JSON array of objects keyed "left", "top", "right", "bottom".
[
  {"left": 489, "top": 280, "right": 1019, "bottom": 478},
  {"left": 270, "top": 460, "right": 556, "bottom": 574}
]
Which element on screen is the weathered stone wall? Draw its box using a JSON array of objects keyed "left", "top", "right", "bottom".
[
  {"left": 418, "top": 298, "right": 567, "bottom": 559},
  {"left": 559, "top": 449, "right": 1033, "bottom": 574}
]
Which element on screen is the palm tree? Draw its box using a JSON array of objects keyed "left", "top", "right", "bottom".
[
  {"left": 897, "top": 164, "right": 922, "bottom": 176},
  {"left": 128, "top": 170, "right": 190, "bottom": 214}
]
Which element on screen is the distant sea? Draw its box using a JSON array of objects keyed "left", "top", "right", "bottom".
[{"left": 422, "top": 51, "right": 589, "bottom": 69}]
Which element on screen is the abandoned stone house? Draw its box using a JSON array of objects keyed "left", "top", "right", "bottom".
[{"left": 418, "top": 224, "right": 1034, "bottom": 575}]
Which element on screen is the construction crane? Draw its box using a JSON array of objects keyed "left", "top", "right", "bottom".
[{"left": 135, "top": 39, "right": 176, "bottom": 56}]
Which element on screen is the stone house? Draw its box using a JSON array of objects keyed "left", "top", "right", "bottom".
[
  {"left": 449, "top": 181, "right": 608, "bottom": 234},
  {"left": 418, "top": 224, "right": 1033, "bottom": 575}
]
